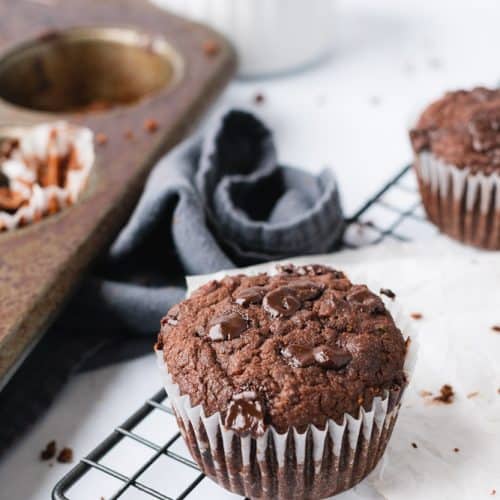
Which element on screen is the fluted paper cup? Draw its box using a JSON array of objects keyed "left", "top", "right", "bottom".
[
  {"left": 0, "top": 122, "right": 94, "bottom": 231},
  {"left": 156, "top": 288, "right": 418, "bottom": 499},
  {"left": 414, "top": 151, "right": 500, "bottom": 250}
]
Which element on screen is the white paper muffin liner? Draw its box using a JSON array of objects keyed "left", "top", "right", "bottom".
[
  {"left": 156, "top": 280, "right": 418, "bottom": 499},
  {"left": 0, "top": 121, "right": 95, "bottom": 231},
  {"left": 414, "top": 151, "right": 500, "bottom": 249}
]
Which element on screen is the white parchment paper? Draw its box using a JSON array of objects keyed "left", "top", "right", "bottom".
[{"left": 187, "top": 236, "right": 500, "bottom": 500}]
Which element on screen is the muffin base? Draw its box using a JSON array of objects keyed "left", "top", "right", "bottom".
[
  {"left": 156, "top": 349, "right": 406, "bottom": 500},
  {"left": 415, "top": 152, "right": 500, "bottom": 250},
  {"left": 173, "top": 396, "right": 401, "bottom": 500}
]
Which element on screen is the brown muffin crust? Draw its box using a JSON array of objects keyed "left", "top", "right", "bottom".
[
  {"left": 410, "top": 86, "right": 500, "bottom": 173},
  {"left": 157, "top": 265, "right": 407, "bottom": 435}
]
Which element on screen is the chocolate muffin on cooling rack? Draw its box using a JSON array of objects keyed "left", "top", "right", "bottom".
[
  {"left": 410, "top": 86, "right": 500, "bottom": 250},
  {"left": 156, "top": 264, "right": 414, "bottom": 500}
]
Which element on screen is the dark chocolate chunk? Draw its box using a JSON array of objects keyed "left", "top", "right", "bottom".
[
  {"left": 313, "top": 346, "right": 352, "bottom": 370},
  {"left": 282, "top": 344, "right": 352, "bottom": 370},
  {"left": 263, "top": 286, "right": 301, "bottom": 318},
  {"left": 208, "top": 312, "right": 248, "bottom": 341},
  {"left": 224, "top": 391, "right": 265, "bottom": 436},
  {"left": 234, "top": 286, "right": 266, "bottom": 307},
  {"left": 287, "top": 278, "right": 323, "bottom": 300},
  {"left": 281, "top": 344, "right": 315, "bottom": 367},
  {"left": 347, "top": 286, "right": 386, "bottom": 313}
]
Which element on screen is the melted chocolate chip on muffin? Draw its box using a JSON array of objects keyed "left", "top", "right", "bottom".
[
  {"left": 158, "top": 265, "right": 407, "bottom": 435},
  {"left": 410, "top": 87, "right": 500, "bottom": 172}
]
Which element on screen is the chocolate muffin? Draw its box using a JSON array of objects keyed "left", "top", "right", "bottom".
[
  {"left": 156, "top": 264, "right": 411, "bottom": 500},
  {"left": 410, "top": 87, "right": 500, "bottom": 249}
]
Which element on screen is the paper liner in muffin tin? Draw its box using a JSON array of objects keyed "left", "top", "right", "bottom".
[
  {"left": 415, "top": 151, "right": 500, "bottom": 249},
  {"left": 0, "top": 122, "right": 95, "bottom": 231},
  {"left": 155, "top": 289, "right": 418, "bottom": 499}
]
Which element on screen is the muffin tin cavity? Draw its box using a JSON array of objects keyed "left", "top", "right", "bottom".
[{"left": 0, "top": 27, "right": 183, "bottom": 113}]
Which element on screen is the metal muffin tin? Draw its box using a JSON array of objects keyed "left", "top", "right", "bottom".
[{"left": 0, "top": 0, "right": 236, "bottom": 389}]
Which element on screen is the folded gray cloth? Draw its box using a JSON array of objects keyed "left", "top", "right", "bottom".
[
  {"left": 0, "top": 109, "right": 344, "bottom": 453},
  {"left": 71, "top": 109, "right": 344, "bottom": 334}
]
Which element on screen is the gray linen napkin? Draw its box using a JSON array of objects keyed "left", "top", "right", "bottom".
[
  {"left": 0, "top": 109, "right": 344, "bottom": 452},
  {"left": 70, "top": 109, "right": 344, "bottom": 334}
]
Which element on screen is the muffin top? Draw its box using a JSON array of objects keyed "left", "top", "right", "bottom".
[
  {"left": 410, "top": 87, "right": 500, "bottom": 173},
  {"left": 157, "top": 265, "right": 407, "bottom": 436}
]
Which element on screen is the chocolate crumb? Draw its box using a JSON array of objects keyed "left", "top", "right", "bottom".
[
  {"left": 254, "top": 93, "right": 265, "bottom": 105},
  {"left": 380, "top": 288, "right": 396, "bottom": 299},
  {"left": 57, "top": 447, "right": 73, "bottom": 463},
  {"left": 467, "top": 391, "right": 479, "bottom": 399},
  {"left": 411, "top": 312, "right": 423, "bottom": 320},
  {"left": 491, "top": 489, "right": 496, "bottom": 496},
  {"left": 433, "top": 384, "right": 454, "bottom": 404},
  {"left": 144, "top": 119, "right": 159, "bottom": 133},
  {"left": 497, "top": 388, "right": 500, "bottom": 395},
  {"left": 492, "top": 325, "right": 500, "bottom": 333},
  {"left": 411, "top": 442, "right": 418, "bottom": 449},
  {"left": 40, "top": 440, "right": 56, "bottom": 461},
  {"left": 96, "top": 133, "right": 108, "bottom": 145},
  {"left": 202, "top": 39, "right": 220, "bottom": 57},
  {"left": 453, "top": 447, "right": 459, "bottom": 453}
]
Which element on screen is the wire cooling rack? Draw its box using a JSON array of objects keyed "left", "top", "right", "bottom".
[{"left": 52, "top": 164, "right": 437, "bottom": 500}]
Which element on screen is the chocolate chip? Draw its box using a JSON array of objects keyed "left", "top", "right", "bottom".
[
  {"left": 380, "top": 288, "right": 396, "bottom": 299},
  {"left": 313, "top": 346, "right": 352, "bottom": 369},
  {"left": 234, "top": 287, "right": 266, "bottom": 307},
  {"left": 224, "top": 391, "right": 265, "bottom": 436},
  {"left": 492, "top": 325, "right": 500, "bottom": 333},
  {"left": 411, "top": 442, "right": 418, "bottom": 449},
  {"left": 208, "top": 312, "right": 248, "bottom": 341},
  {"left": 282, "top": 344, "right": 352, "bottom": 370},
  {"left": 281, "top": 344, "right": 315, "bottom": 367},
  {"left": 287, "top": 279, "right": 323, "bottom": 300},
  {"left": 263, "top": 286, "right": 301, "bottom": 318},
  {"left": 347, "top": 286, "right": 385, "bottom": 314},
  {"left": 40, "top": 440, "right": 56, "bottom": 461},
  {"left": 57, "top": 447, "right": 73, "bottom": 463}
]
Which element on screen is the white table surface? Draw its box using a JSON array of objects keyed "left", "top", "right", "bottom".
[{"left": 2, "top": 0, "right": 500, "bottom": 498}]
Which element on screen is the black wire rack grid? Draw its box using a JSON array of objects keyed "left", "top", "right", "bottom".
[{"left": 52, "top": 164, "right": 437, "bottom": 500}]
